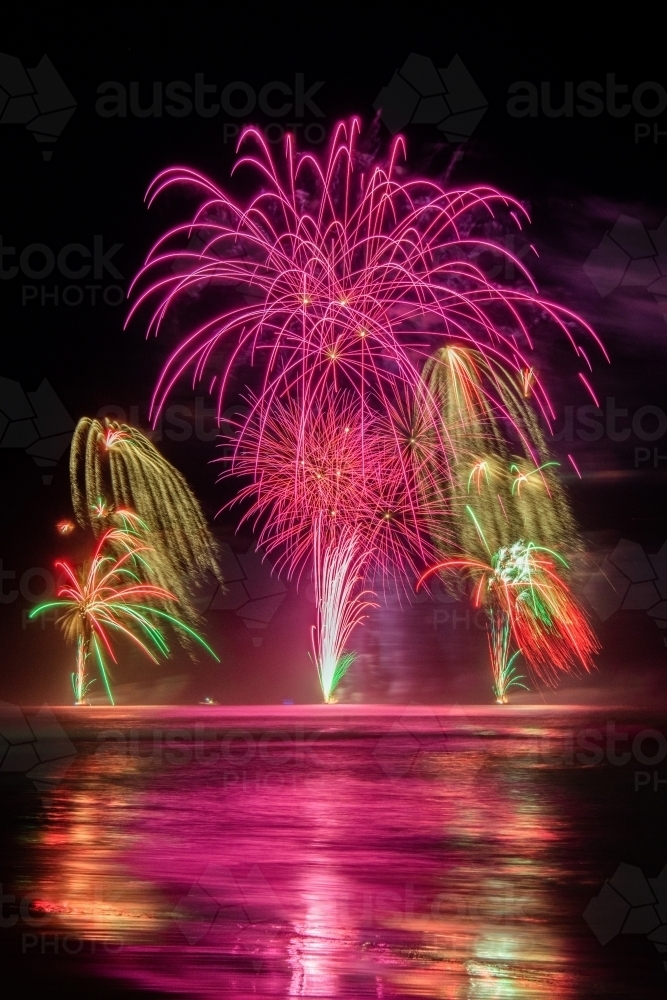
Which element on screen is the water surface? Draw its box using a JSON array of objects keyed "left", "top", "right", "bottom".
[{"left": 1, "top": 705, "right": 666, "bottom": 997}]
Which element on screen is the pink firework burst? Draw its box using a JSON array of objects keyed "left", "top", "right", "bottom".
[{"left": 128, "top": 118, "right": 606, "bottom": 435}]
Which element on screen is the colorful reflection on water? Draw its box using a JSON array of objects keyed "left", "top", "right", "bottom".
[{"left": 3, "top": 706, "right": 665, "bottom": 997}]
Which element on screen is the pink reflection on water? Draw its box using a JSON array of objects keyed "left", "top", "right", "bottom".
[{"left": 26, "top": 707, "right": 586, "bottom": 997}]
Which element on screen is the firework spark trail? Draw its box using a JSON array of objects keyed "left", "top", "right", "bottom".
[
  {"left": 311, "top": 519, "right": 377, "bottom": 703},
  {"left": 418, "top": 541, "right": 598, "bottom": 692},
  {"left": 423, "top": 346, "right": 578, "bottom": 565},
  {"left": 70, "top": 418, "right": 222, "bottom": 629},
  {"left": 487, "top": 605, "right": 527, "bottom": 705},
  {"left": 30, "top": 527, "right": 218, "bottom": 705}
]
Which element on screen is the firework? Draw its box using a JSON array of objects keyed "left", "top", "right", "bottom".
[
  {"left": 423, "top": 346, "right": 577, "bottom": 564},
  {"left": 30, "top": 525, "right": 218, "bottom": 705},
  {"left": 226, "top": 390, "right": 447, "bottom": 699},
  {"left": 70, "top": 417, "right": 222, "bottom": 625},
  {"left": 128, "top": 122, "right": 605, "bottom": 700},
  {"left": 486, "top": 604, "right": 528, "bottom": 704},
  {"left": 421, "top": 345, "right": 589, "bottom": 700},
  {"left": 311, "top": 519, "right": 377, "bottom": 702},
  {"left": 56, "top": 520, "right": 75, "bottom": 535},
  {"left": 419, "top": 540, "right": 598, "bottom": 701},
  {"left": 227, "top": 391, "right": 450, "bottom": 581},
  {"left": 129, "top": 121, "right": 605, "bottom": 437}
]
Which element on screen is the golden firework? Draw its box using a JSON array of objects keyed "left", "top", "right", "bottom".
[
  {"left": 423, "top": 347, "right": 577, "bottom": 564},
  {"left": 70, "top": 418, "right": 222, "bottom": 625}
]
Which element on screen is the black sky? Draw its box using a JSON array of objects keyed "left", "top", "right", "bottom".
[{"left": 1, "top": 17, "right": 666, "bottom": 703}]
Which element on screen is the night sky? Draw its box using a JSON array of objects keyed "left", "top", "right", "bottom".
[{"left": 2, "top": 19, "right": 666, "bottom": 705}]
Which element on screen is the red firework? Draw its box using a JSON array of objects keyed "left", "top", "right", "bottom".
[
  {"left": 226, "top": 389, "right": 451, "bottom": 583},
  {"left": 418, "top": 541, "right": 598, "bottom": 687}
]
